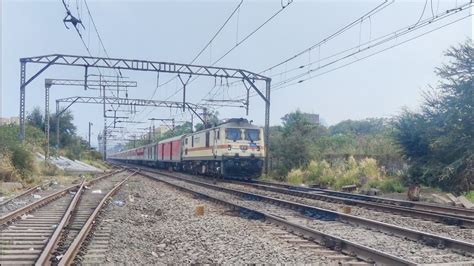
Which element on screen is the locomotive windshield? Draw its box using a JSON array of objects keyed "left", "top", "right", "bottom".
[
  {"left": 245, "top": 129, "right": 260, "bottom": 141},
  {"left": 226, "top": 128, "right": 241, "bottom": 141}
]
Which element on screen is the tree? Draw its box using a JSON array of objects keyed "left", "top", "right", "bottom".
[
  {"left": 270, "top": 110, "right": 320, "bottom": 176},
  {"left": 329, "top": 118, "right": 388, "bottom": 135},
  {"left": 394, "top": 40, "right": 473, "bottom": 193},
  {"left": 49, "top": 109, "right": 77, "bottom": 148},
  {"left": 26, "top": 107, "right": 44, "bottom": 130},
  {"left": 195, "top": 110, "right": 220, "bottom": 131}
]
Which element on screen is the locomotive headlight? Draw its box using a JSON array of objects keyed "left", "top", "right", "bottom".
[{"left": 228, "top": 145, "right": 232, "bottom": 151}]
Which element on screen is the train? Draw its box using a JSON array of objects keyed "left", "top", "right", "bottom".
[{"left": 108, "top": 118, "right": 265, "bottom": 179}]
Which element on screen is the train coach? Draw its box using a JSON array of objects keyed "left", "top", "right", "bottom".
[{"left": 109, "top": 118, "right": 265, "bottom": 179}]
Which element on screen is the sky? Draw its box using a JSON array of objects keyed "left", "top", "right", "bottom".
[{"left": 1, "top": 0, "right": 473, "bottom": 146}]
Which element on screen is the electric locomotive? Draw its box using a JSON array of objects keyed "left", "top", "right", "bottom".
[{"left": 109, "top": 118, "right": 265, "bottom": 179}]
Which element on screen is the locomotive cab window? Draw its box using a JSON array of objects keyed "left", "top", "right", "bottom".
[
  {"left": 245, "top": 129, "right": 260, "bottom": 141},
  {"left": 225, "top": 128, "right": 241, "bottom": 141}
]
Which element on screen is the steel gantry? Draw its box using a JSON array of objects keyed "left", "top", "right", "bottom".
[
  {"left": 44, "top": 78, "right": 137, "bottom": 159},
  {"left": 54, "top": 96, "right": 211, "bottom": 159},
  {"left": 19, "top": 54, "right": 272, "bottom": 173}
]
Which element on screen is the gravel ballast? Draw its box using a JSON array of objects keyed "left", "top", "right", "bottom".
[
  {"left": 219, "top": 182, "right": 474, "bottom": 243},
  {"left": 148, "top": 173, "right": 474, "bottom": 264},
  {"left": 102, "top": 176, "right": 347, "bottom": 264}
]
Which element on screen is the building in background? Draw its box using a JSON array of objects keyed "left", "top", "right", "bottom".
[
  {"left": 0, "top": 117, "right": 20, "bottom": 125},
  {"left": 302, "top": 113, "right": 320, "bottom": 125}
]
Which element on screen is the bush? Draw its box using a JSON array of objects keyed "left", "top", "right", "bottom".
[
  {"left": 464, "top": 191, "right": 474, "bottom": 202},
  {"left": 287, "top": 169, "right": 304, "bottom": 185},
  {"left": 367, "top": 178, "right": 405, "bottom": 193},
  {"left": 0, "top": 152, "right": 21, "bottom": 182},
  {"left": 39, "top": 161, "right": 62, "bottom": 176},
  {"left": 283, "top": 156, "right": 399, "bottom": 191}
]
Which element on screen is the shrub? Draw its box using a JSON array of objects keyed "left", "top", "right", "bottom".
[
  {"left": 464, "top": 191, "right": 474, "bottom": 202},
  {"left": 287, "top": 169, "right": 304, "bottom": 185},
  {"left": 305, "top": 160, "right": 335, "bottom": 185},
  {"left": 283, "top": 156, "right": 401, "bottom": 191},
  {"left": 0, "top": 152, "right": 21, "bottom": 182},
  {"left": 367, "top": 178, "right": 405, "bottom": 193}
]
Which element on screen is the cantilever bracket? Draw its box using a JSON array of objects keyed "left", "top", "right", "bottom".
[
  {"left": 240, "top": 71, "right": 269, "bottom": 104},
  {"left": 178, "top": 74, "right": 192, "bottom": 111}
]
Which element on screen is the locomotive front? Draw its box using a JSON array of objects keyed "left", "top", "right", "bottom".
[{"left": 219, "top": 119, "right": 265, "bottom": 178}]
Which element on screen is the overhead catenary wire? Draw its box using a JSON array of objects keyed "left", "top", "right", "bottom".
[
  {"left": 271, "top": 13, "right": 473, "bottom": 92},
  {"left": 259, "top": 1, "right": 473, "bottom": 86},
  {"left": 229, "top": 1, "right": 472, "bottom": 102},
  {"left": 135, "top": 0, "right": 292, "bottom": 125},
  {"left": 176, "top": 0, "right": 294, "bottom": 105},
  {"left": 269, "top": 2, "right": 473, "bottom": 88},
  {"left": 260, "top": 0, "right": 394, "bottom": 74},
  {"left": 133, "top": 0, "right": 245, "bottom": 122}
]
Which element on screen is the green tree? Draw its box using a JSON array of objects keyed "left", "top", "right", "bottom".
[
  {"left": 394, "top": 40, "right": 473, "bottom": 193},
  {"left": 195, "top": 110, "right": 220, "bottom": 131},
  {"left": 49, "top": 109, "right": 77, "bottom": 148},
  {"left": 270, "top": 110, "right": 321, "bottom": 176},
  {"left": 27, "top": 107, "right": 44, "bottom": 130}
]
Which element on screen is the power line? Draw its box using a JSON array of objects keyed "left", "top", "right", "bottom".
[
  {"left": 83, "top": 0, "right": 122, "bottom": 77},
  {"left": 211, "top": 0, "right": 293, "bottom": 66},
  {"left": 188, "top": 1, "right": 294, "bottom": 106},
  {"left": 191, "top": 0, "right": 244, "bottom": 65},
  {"left": 271, "top": 14, "right": 473, "bottom": 92},
  {"left": 229, "top": 1, "right": 472, "bottom": 102},
  {"left": 193, "top": 1, "right": 293, "bottom": 101},
  {"left": 134, "top": 0, "right": 245, "bottom": 121},
  {"left": 260, "top": 0, "right": 394, "bottom": 74},
  {"left": 269, "top": 2, "right": 473, "bottom": 88}
]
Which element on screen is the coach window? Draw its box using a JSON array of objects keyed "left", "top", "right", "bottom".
[
  {"left": 217, "top": 129, "right": 220, "bottom": 139},
  {"left": 185, "top": 138, "right": 188, "bottom": 145},
  {"left": 192, "top": 136, "right": 194, "bottom": 147},
  {"left": 225, "top": 128, "right": 241, "bottom": 141}
]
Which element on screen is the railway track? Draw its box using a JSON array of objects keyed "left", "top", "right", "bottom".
[
  {"left": 253, "top": 180, "right": 474, "bottom": 218},
  {"left": 124, "top": 165, "right": 473, "bottom": 241},
  {"left": 232, "top": 180, "right": 474, "bottom": 228},
  {"left": 0, "top": 169, "right": 135, "bottom": 265},
  {"left": 131, "top": 166, "right": 474, "bottom": 265},
  {"left": 0, "top": 185, "right": 41, "bottom": 210}
]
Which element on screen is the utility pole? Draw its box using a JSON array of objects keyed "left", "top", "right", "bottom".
[
  {"left": 148, "top": 126, "right": 152, "bottom": 144},
  {"left": 88, "top": 122, "right": 93, "bottom": 148},
  {"left": 102, "top": 85, "right": 107, "bottom": 160}
]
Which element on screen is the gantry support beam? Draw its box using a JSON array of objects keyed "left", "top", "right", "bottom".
[
  {"left": 56, "top": 96, "right": 208, "bottom": 110},
  {"left": 44, "top": 78, "right": 137, "bottom": 159},
  {"left": 19, "top": 54, "right": 271, "bottom": 174},
  {"left": 45, "top": 78, "right": 137, "bottom": 88},
  {"left": 21, "top": 54, "right": 268, "bottom": 80}
]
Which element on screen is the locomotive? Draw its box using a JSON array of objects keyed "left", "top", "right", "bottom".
[{"left": 109, "top": 118, "right": 265, "bottom": 179}]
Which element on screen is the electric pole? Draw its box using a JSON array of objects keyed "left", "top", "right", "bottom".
[{"left": 88, "top": 122, "right": 93, "bottom": 148}]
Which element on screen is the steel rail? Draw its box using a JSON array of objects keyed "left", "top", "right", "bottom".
[
  {"left": 35, "top": 181, "right": 86, "bottom": 265},
  {"left": 254, "top": 180, "right": 474, "bottom": 217},
  {"left": 0, "top": 185, "right": 41, "bottom": 206},
  {"left": 135, "top": 170, "right": 416, "bottom": 265},
  {"left": 58, "top": 170, "right": 138, "bottom": 265},
  {"left": 232, "top": 181, "right": 474, "bottom": 228},
  {"left": 0, "top": 170, "right": 122, "bottom": 226},
  {"left": 0, "top": 184, "right": 78, "bottom": 226},
  {"left": 140, "top": 169, "right": 474, "bottom": 255}
]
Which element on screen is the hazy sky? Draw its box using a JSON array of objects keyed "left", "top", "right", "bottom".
[{"left": 1, "top": 0, "right": 472, "bottom": 145}]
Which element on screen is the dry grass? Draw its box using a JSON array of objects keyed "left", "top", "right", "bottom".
[{"left": 0, "top": 153, "right": 21, "bottom": 182}]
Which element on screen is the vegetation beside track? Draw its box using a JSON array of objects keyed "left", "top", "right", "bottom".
[
  {"left": 0, "top": 108, "right": 106, "bottom": 185},
  {"left": 269, "top": 40, "right": 473, "bottom": 195}
]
